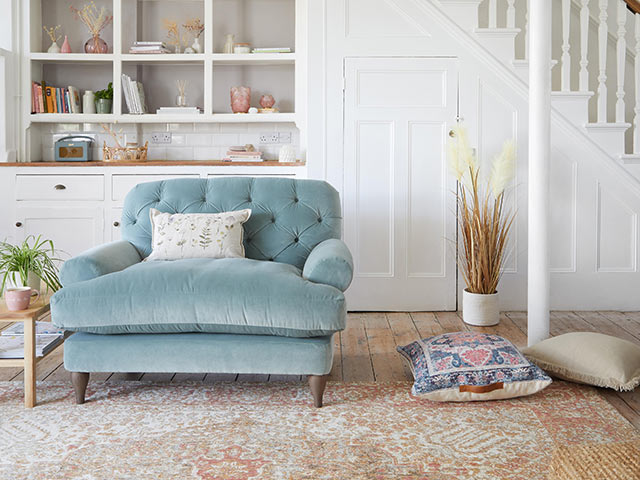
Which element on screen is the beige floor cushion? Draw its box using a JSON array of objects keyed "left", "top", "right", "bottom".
[{"left": 522, "top": 332, "right": 640, "bottom": 391}]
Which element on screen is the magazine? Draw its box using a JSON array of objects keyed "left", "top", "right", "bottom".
[
  {"left": 0, "top": 334, "right": 64, "bottom": 359},
  {"left": 2, "top": 321, "right": 64, "bottom": 336}
]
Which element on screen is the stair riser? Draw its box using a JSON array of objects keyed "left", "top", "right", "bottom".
[
  {"left": 584, "top": 129, "right": 628, "bottom": 156},
  {"left": 474, "top": 33, "right": 518, "bottom": 64},
  {"left": 439, "top": 3, "right": 481, "bottom": 31},
  {"left": 551, "top": 97, "right": 592, "bottom": 126}
]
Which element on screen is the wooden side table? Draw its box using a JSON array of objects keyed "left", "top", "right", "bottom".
[{"left": 0, "top": 295, "right": 52, "bottom": 408}]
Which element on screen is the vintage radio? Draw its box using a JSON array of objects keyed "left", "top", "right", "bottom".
[{"left": 54, "top": 136, "right": 94, "bottom": 162}]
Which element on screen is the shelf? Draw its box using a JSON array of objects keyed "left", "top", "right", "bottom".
[
  {"left": 30, "top": 114, "right": 116, "bottom": 123},
  {"left": 30, "top": 113, "right": 297, "bottom": 124},
  {"left": 30, "top": 53, "right": 115, "bottom": 63},
  {"left": 211, "top": 53, "right": 296, "bottom": 65},
  {"left": 121, "top": 54, "right": 205, "bottom": 63},
  {"left": 0, "top": 161, "right": 306, "bottom": 168}
]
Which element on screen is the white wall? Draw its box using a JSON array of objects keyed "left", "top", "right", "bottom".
[{"left": 305, "top": 0, "right": 640, "bottom": 310}]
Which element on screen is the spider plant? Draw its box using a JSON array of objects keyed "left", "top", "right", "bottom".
[
  {"left": 0, "top": 235, "right": 63, "bottom": 294},
  {"left": 448, "top": 124, "right": 516, "bottom": 295}
]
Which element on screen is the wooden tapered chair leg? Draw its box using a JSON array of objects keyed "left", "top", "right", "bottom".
[
  {"left": 71, "top": 372, "right": 90, "bottom": 405},
  {"left": 308, "top": 374, "right": 328, "bottom": 408}
]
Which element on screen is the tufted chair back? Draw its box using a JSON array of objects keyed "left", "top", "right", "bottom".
[{"left": 121, "top": 177, "right": 342, "bottom": 269}]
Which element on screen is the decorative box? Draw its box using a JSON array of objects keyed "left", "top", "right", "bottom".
[{"left": 55, "top": 136, "right": 94, "bottom": 162}]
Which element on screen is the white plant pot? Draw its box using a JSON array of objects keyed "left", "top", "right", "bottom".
[
  {"left": 6, "top": 271, "right": 41, "bottom": 293},
  {"left": 462, "top": 289, "right": 500, "bottom": 326}
]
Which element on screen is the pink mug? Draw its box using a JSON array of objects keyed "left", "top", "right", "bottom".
[{"left": 5, "top": 287, "right": 39, "bottom": 312}]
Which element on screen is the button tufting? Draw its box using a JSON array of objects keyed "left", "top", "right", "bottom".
[
  {"left": 271, "top": 218, "right": 276, "bottom": 223},
  {"left": 294, "top": 237, "right": 299, "bottom": 243},
  {"left": 248, "top": 197, "right": 252, "bottom": 202},
  {"left": 269, "top": 258, "right": 274, "bottom": 261},
  {"left": 294, "top": 198, "right": 299, "bottom": 203},
  {"left": 317, "top": 217, "right": 322, "bottom": 223},
  {"left": 246, "top": 238, "right": 252, "bottom": 243}
]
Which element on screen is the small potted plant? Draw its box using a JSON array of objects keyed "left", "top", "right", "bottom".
[
  {"left": 0, "top": 235, "right": 63, "bottom": 294},
  {"left": 95, "top": 82, "right": 113, "bottom": 114},
  {"left": 448, "top": 125, "right": 516, "bottom": 326}
]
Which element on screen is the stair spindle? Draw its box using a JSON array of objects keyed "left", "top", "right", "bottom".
[
  {"left": 507, "top": 0, "right": 515, "bottom": 29},
  {"left": 561, "top": 0, "right": 572, "bottom": 91},
  {"left": 634, "top": 15, "right": 640, "bottom": 153},
  {"left": 616, "top": 1, "right": 627, "bottom": 123},
  {"left": 525, "top": 0, "right": 530, "bottom": 59},
  {"left": 489, "top": 0, "right": 497, "bottom": 28},
  {"left": 597, "top": 0, "right": 609, "bottom": 123},
  {"left": 579, "top": 0, "right": 590, "bottom": 92}
]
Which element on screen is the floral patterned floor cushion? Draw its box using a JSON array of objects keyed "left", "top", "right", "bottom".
[{"left": 397, "top": 332, "right": 552, "bottom": 402}]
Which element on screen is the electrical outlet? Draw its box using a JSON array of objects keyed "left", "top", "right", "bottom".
[
  {"left": 259, "top": 133, "right": 280, "bottom": 144},
  {"left": 278, "top": 132, "right": 292, "bottom": 144},
  {"left": 151, "top": 132, "right": 172, "bottom": 144}
]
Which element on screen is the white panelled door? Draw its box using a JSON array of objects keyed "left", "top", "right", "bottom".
[{"left": 343, "top": 57, "right": 458, "bottom": 311}]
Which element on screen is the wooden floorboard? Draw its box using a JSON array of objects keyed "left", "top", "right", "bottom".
[{"left": 4, "top": 310, "right": 640, "bottom": 430}]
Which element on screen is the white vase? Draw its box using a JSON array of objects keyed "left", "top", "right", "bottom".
[
  {"left": 48, "top": 41, "right": 60, "bottom": 54},
  {"left": 462, "top": 289, "right": 499, "bottom": 326},
  {"left": 279, "top": 144, "right": 297, "bottom": 163},
  {"left": 192, "top": 37, "right": 202, "bottom": 54},
  {"left": 6, "top": 271, "right": 41, "bottom": 293},
  {"left": 83, "top": 91, "right": 96, "bottom": 114}
]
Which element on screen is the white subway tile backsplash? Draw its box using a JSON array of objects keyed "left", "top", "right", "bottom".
[
  {"left": 43, "top": 148, "right": 54, "bottom": 162},
  {"left": 194, "top": 123, "right": 220, "bottom": 133},
  {"left": 219, "top": 124, "right": 248, "bottom": 134},
  {"left": 166, "top": 147, "right": 194, "bottom": 160},
  {"left": 167, "top": 123, "right": 195, "bottom": 133},
  {"left": 212, "top": 134, "right": 240, "bottom": 146},
  {"left": 188, "top": 134, "right": 213, "bottom": 146},
  {"left": 194, "top": 147, "right": 224, "bottom": 161},
  {"left": 147, "top": 147, "right": 167, "bottom": 161},
  {"left": 172, "top": 134, "right": 186, "bottom": 146}
]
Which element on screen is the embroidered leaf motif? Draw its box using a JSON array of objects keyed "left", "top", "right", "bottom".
[{"left": 199, "top": 219, "right": 213, "bottom": 249}]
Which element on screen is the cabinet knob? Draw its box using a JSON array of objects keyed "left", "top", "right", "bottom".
[
  {"left": 15, "top": 222, "right": 22, "bottom": 227},
  {"left": 54, "top": 184, "right": 67, "bottom": 190},
  {"left": 113, "top": 221, "right": 120, "bottom": 227}
]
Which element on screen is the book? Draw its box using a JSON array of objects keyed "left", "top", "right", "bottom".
[
  {"left": 136, "top": 82, "right": 148, "bottom": 113},
  {"left": 68, "top": 86, "right": 81, "bottom": 114},
  {"left": 2, "top": 321, "right": 64, "bottom": 336},
  {"left": 0, "top": 334, "right": 63, "bottom": 359},
  {"left": 156, "top": 107, "right": 202, "bottom": 114},
  {"left": 121, "top": 74, "right": 148, "bottom": 114},
  {"left": 252, "top": 47, "right": 292, "bottom": 53},
  {"left": 45, "top": 86, "right": 54, "bottom": 113},
  {"left": 133, "top": 41, "right": 167, "bottom": 47},
  {"left": 129, "top": 49, "right": 171, "bottom": 54}
]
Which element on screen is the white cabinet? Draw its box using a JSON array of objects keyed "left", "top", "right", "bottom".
[
  {"left": 13, "top": 206, "right": 104, "bottom": 260},
  {"left": 110, "top": 209, "right": 123, "bottom": 242}
]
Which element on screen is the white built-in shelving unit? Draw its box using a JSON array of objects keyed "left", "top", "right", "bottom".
[{"left": 22, "top": 0, "right": 306, "bottom": 161}]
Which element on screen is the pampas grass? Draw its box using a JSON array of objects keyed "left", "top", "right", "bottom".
[{"left": 450, "top": 125, "right": 516, "bottom": 295}]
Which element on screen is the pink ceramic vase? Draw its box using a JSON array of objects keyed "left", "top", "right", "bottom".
[
  {"left": 61, "top": 35, "right": 72, "bottom": 54},
  {"left": 231, "top": 86, "right": 251, "bottom": 113},
  {"left": 5, "top": 287, "right": 39, "bottom": 312},
  {"left": 85, "top": 35, "right": 109, "bottom": 54},
  {"left": 259, "top": 94, "right": 275, "bottom": 109}
]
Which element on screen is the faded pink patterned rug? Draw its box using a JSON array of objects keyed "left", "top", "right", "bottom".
[{"left": 0, "top": 381, "right": 637, "bottom": 479}]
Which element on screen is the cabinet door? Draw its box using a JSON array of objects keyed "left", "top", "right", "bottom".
[
  {"left": 14, "top": 207, "right": 104, "bottom": 261},
  {"left": 110, "top": 209, "right": 123, "bottom": 242}
]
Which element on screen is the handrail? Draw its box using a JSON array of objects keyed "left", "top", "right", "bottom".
[{"left": 625, "top": 0, "right": 640, "bottom": 14}]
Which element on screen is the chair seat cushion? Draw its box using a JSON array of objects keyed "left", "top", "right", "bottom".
[{"left": 51, "top": 258, "right": 346, "bottom": 337}]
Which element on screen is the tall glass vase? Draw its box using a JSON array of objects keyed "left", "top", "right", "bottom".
[{"left": 85, "top": 34, "right": 109, "bottom": 54}]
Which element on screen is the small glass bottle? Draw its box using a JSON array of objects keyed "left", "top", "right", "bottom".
[{"left": 223, "top": 34, "right": 235, "bottom": 54}]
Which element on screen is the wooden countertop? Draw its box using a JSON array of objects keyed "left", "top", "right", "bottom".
[{"left": 0, "top": 161, "right": 306, "bottom": 167}]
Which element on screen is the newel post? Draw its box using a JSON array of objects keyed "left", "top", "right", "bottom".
[{"left": 527, "top": 0, "right": 551, "bottom": 346}]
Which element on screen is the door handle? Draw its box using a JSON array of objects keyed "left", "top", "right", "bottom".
[
  {"left": 54, "top": 184, "right": 67, "bottom": 190},
  {"left": 15, "top": 222, "right": 22, "bottom": 227},
  {"left": 449, "top": 130, "right": 456, "bottom": 138},
  {"left": 113, "top": 221, "right": 120, "bottom": 227}
]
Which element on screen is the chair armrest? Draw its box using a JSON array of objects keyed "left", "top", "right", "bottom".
[
  {"left": 303, "top": 239, "right": 354, "bottom": 292},
  {"left": 59, "top": 240, "right": 142, "bottom": 287}
]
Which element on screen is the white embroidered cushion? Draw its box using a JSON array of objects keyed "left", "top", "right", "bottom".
[{"left": 146, "top": 208, "right": 251, "bottom": 261}]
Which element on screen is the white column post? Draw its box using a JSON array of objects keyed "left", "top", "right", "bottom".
[
  {"left": 616, "top": 1, "right": 627, "bottom": 123},
  {"left": 561, "top": 0, "right": 572, "bottom": 91},
  {"left": 579, "top": 0, "right": 590, "bottom": 92},
  {"left": 528, "top": 0, "right": 552, "bottom": 346},
  {"left": 597, "top": 0, "right": 609, "bottom": 123}
]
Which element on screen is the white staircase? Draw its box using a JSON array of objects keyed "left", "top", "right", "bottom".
[{"left": 438, "top": 0, "right": 640, "bottom": 181}]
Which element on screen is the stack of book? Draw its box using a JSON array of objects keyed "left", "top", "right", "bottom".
[
  {"left": 0, "top": 322, "right": 64, "bottom": 359},
  {"left": 31, "top": 82, "right": 82, "bottom": 114},
  {"left": 223, "top": 146, "right": 263, "bottom": 162},
  {"left": 252, "top": 47, "right": 291, "bottom": 54},
  {"left": 121, "top": 74, "right": 148, "bottom": 114},
  {"left": 129, "top": 41, "right": 171, "bottom": 54}
]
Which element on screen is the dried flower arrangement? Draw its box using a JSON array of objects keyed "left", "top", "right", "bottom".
[
  {"left": 448, "top": 124, "right": 516, "bottom": 295},
  {"left": 43, "top": 25, "right": 62, "bottom": 43},
  {"left": 69, "top": 2, "right": 113, "bottom": 36},
  {"left": 163, "top": 19, "right": 192, "bottom": 52},
  {"left": 100, "top": 124, "right": 148, "bottom": 163},
  {"left": 183, "top": 18, "right": 205, "bottom": 39}
]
